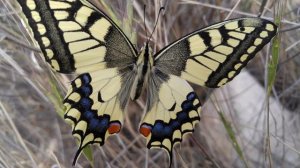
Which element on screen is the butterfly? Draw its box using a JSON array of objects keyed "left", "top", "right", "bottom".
[{"left": 16, "top": 0, "right": 277, "bottom": 166}]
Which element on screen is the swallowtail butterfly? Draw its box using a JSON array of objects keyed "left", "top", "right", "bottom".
[{"left": 16, "top": 0, "right": 277, "bottom": 166}]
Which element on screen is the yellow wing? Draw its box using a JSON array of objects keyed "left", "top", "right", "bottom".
[
  {"left": 64, "top": 67, "right": 135, "bottom": 165},
  {"left": 17, "top": 0, "right": 137, "bottom": 73},
  {"left": 154, "top": 18, "right": 277, "bottom": 87},
  {"left": 140, "top": 73, "right": 201, "bottom": 167},
  {"left": 16, "top": 0, "right": 137, "bottom": 165},
  {"left": 143, "top": 17, "right": 277, "bottom": 166}
]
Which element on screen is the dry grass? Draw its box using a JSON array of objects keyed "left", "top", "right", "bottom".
[{"left": 0, "top": 0, "right": 300, "bottom": 167}]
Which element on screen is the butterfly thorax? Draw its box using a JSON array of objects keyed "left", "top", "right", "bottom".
[{"left": 130, "top": 43, "right": 153, "bottom": 100}]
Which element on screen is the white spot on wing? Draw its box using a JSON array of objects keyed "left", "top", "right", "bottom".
[
  {"left": 64, "top": 32, "right": 90, "bottom": 43},
  {"left": 214, "top": 45, "right": 233, "bottom": 55},
  {"left": 207, "top": 29, "right": 222, "bottom": 46},
  {"left": 68, "top": 39, "right": 99, "bottom": 54},
  {"left": 54, "top": 11, "right": 69, "bottom": 20},
  {"left": 59, "top": 21, "right": 81, "bottom": 31},
  {"left": 89, "top": 18, "right": 111, "bottom": 42},
  {"left": 31, "top": 11, "right": 41, "bottom": 22},
  {"left": 229, "top": 31, "right": 246, "bottom": 40},
  {"left": 49, "top": 1, "right": 71, "bottom": 9},
  {"left": 266, "top": 24, "right": 275, "bottom": 31},
  {"left": 37, "top": 24, "right": 46, "bottom": 35},
  {"left": 26, "top": 0, "right": 36, "bottom": 10},
  {"left": 75, "top": 6, "right": 94, "bottom": 26},
  {"left": 188, "top": 35, "right": 207, "bottom": 56},
  {"left": 260, "top": 31, "right": 268, "bottom": 38}
]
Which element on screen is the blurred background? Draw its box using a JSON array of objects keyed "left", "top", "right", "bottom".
[{"left": 0, "top": 0, "right": 299, "bottom": 167}]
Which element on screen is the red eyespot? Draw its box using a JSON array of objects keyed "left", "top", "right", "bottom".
[
  {"left": 108, "top": 122, "right": 121, "bottom": 134},
  {"left": 139, "top": 124, "right": 152, "bottom": 137}
]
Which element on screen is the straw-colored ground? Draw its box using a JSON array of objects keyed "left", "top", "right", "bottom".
[{"left": 0, "top": 0, "right": 299, "bottom": 167}]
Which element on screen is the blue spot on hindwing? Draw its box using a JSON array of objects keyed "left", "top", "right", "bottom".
[
  {"left": 80, "top": 98, "right": 92, "bottom": 110},
  {"left": 163, "top": 126, "right": 173, "bottom": 137},
  {"left": 81, "top": 85, "right": 92, "bottom": 96},
  {"left": 170, "top": 120, "right": 181, "bottom": 129},
  {"left": 89, "top": 118, "right": 99, "bottom": 130},
  {"left": 83, "top": 110, "right": 94, "bottom": 120},
  {"left": 99, "top": 118, "right": 109, "bottom": 127},
  {"left": 81, "top": 74, "right": 91, "bottom": 84},
  {"left": 96, "top": 117, "right": 109, "bottom": 133},
  {"left": 177, "top": 111, "right": 188, "bottom": 122},
  {"left": 187, "top": 92, "right": 196, "bottom": 101},
  {"left": 85, "top": 115, "right": 112, "bottom": 137},
  {"left": 146, "top": 92, "right": 202, "bottom": 150},
  {"left": 89, "top": 117, "right": 109, "bottom": 134},
  {"left": 182, "top": 101, "right": 193, "bottom": 111},
  {"left": 152, "top": 122, "right": 164, "bottom": 139}
]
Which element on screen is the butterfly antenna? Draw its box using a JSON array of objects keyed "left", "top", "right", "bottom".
[
  {"left": 146, "top": 6, "right": 165, "bottom": 45},
  {"left": 143, "top": 5, "right": 148, "bottom": 39}
]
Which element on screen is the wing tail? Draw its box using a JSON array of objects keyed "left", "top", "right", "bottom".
[{"left": 72, "top": 144, "right": 84, "bottom": 166}]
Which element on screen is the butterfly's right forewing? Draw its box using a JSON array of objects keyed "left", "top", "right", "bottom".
[{"left": 155, "top": 18, "right": 277, "bottom": 87}]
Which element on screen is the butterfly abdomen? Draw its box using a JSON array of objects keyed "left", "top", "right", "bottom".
[{"left": 130, "top": 44, "right": 154, "bottom": 100}]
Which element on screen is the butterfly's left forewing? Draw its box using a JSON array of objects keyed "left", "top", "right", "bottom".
[
  {"left": 17, "top": 0, "right": 137, "bottom": 73},
  {"left": 16, "top": 0, "right": 138, "bottom": 165}
]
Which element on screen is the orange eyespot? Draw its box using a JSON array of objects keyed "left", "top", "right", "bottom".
[
  {"left": 108, "top": 122, "right": 121, "bottom": 134},
  {"left": 139, "top": 124, "right": 152, "bottom": 137}
]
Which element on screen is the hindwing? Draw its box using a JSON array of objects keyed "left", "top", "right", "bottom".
[
  {"left": 154, "top": 18, "right": 277, "bottom": 87},
  {"left": 17, "top": 0, "right": 137, "bottom": 73},
  {"left": 140, "top": 71, "right": 201, "bottom": 166},
  {"left": 64, "top": 67, "right": 135, "bottom": 165}
]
